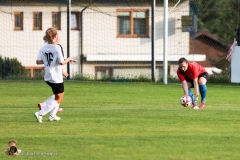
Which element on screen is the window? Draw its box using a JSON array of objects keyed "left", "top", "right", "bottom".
[
  {"left": 14, "top": 12, "right": 23, "bottom": 30},
  {"left": 95, "top": 67, "right": 113, "bottom": 79},
  {"left": 33, "top": 12, "right": 42, "bottom": 30},
  {"left": 52, "top": 12, "right": 61, "bottom": 30},
  {"left": 71, "top": 12, "right": 80, "bottom": 30},
  {"left": 117, "top": 9, "right": 149, "bottom": 38}
]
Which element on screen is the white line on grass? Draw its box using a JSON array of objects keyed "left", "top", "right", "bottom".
[{"left": 63, "top": 107, "right": 240, "bottom": 111}]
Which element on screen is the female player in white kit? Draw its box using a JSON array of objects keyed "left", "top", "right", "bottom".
[{"left": 34, "top": 27, "right": 77, "bottom": 123}]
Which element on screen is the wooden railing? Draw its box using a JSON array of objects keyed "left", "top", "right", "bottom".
[{"left": 25, "top": 66, "right": 44, "bottom": 78}]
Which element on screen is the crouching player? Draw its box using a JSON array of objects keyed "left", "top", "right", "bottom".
[{"left": 177, "top": 57, "right": 208, "bottom": 109}]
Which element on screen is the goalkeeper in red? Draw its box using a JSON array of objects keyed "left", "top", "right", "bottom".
[{"left": 177, "top": 57, "right": 208, "bottom": 109}]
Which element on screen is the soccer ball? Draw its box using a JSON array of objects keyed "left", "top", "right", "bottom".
[{"left": 180, "top": 96, "right": 192, "bottom": 107}]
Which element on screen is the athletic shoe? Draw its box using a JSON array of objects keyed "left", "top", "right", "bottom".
[
  {"left": 48, "top": 115, "right": 61, "bottom": 121},
  {"left": 37, "top": 103, "right": 63, "bottom": 113},
  {"left": 192, "top": 105, "right": 199, "bottom": 110},
  {"left": 34, "top": 112, "right": 42, "bottom": 123},
  {"left": 199, "top": 102, "right": 205, "bottom": 109}
]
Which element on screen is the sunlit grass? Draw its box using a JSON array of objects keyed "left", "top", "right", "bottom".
[{"left": 0, "top": 81, "right": 240, "bottom": 160}]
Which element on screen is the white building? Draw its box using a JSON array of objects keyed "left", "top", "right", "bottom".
[{"left": 0, "top": 0, "right": 205, "bottom": 79}]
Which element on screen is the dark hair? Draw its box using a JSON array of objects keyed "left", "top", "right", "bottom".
[{"left": 178, "top": 57, "right": 188, "bottom": 64}]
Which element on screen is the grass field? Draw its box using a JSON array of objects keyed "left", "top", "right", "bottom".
[{"left": 1, "top": 80, "right": 240, "bottom": 160}]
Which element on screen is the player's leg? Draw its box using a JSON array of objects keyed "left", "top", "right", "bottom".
[
  {"left": 199, "top": 79, "right": 207, "bottom": 102},
  {"left": 49, "top": 92, "right": 64, "bottom": 121},
  {"left": 48, "top": 83, "right": 64, "bottom": 121},
  {"left": 38, "top": 95, "right": 54, "bottom": 110},
  {"left": 34, "top": 82, "right": 63, "bottom": 123},
  {"left": 185, "top": 77, "right": 195, "bottom": 105},
  {"left": 39, "top": 99, "right": 58, "bottom": 116},
  {"left": 198, "top": 72, "right": 208, "bottom": 109},
  {"left": 34, "top": 98, "right": 58, "bottom": 123},
  {"left": 185, "top": 78, "right": 199, "bottom": 109},
  {"left": 187, "top": 82, "right": 194, "bottom": 104},
  {"left": 38, "top": 95, "right": 63, "bottom": 112}
]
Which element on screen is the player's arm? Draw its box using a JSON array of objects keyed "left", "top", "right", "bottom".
[
  {"left": 36, "top": 60, "right": 43, "bottom": 65},
  {"left": 193, "top": 78, "right": 199, "bottom": 95},
  {"left": 60, "top": 57, "right": 77, "bottom": 65},
  {"left": 62, "top": 69, "right": 69, "bottom": 78},
  {"left": 181, "top": 80, "right": 191, "bottom": 106},
  {"left": 181, "top": 80, "right": 189, "bottom": 96},
  {"left": 36, "top": 50, "right": 43, "bottom": 65},
  {"left": 177, "top": 71, "right": 189, "bottom": 99},
  {"left": 193, "top": 77, "right": 199, "bottom": 105}
]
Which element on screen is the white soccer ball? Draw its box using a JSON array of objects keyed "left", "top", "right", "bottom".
[{"left": 180, "top": 96, "right": 192, "bottom": 107}]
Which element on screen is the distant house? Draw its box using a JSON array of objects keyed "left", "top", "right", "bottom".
[
  {"left": 0, "top": 0, "right": 205, "bottom": 79},
  {"left": 190, "top": 30, "right": 227, "bottom": 74}
]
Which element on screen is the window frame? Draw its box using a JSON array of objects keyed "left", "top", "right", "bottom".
[
  {"left": 32, "top": 12, "right": 42, "bottom": 30},
  {"left": 95, "top": 67, "right": 113, "bottom": 79},
  {"left": 116, "top": 9, "right": 149, "bottom": 38},
  {"left": 71, "top": 12, "right": 80, "bottom": 30},
  {"left": 14, "top": 12, "right": 23, "bottom": 30},
  {"left": 52, "top": 12, "right": 61, "bottom": 30}
]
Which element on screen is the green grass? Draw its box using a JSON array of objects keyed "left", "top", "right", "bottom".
[{"left": 1, "top": 80, "right": 240, "bottom": 160}]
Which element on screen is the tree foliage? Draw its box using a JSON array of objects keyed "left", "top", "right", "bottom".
[
  {"left": 197, "top": 0, "right": 239, "bottom": 46},
  {"left": 190, "top": 0, "right": 239, "bottom": 77},
  {"left": 0, "top": 55, "right": 26, "bottom": 79}
]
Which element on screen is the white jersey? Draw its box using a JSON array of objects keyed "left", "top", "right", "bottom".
[{"left": 37, "top": 44, "right": 64, "bottom": 83}]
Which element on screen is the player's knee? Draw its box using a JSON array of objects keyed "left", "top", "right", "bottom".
[{"left": 198, "top": 78, "right": 206, "bottom": 85}]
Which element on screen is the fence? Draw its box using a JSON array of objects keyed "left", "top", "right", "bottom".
[{"left": 0, "top": 0, "right": 236, "bottom": 81}]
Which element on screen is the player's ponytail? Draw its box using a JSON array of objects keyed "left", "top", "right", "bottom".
[{"left": 43, "top": 27, "right": 57, "bottom": 43}]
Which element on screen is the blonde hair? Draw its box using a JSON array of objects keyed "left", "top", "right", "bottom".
[
  {"left": 8, "top": 140, "right": 17, "bottom": 147},
  {"left": 43, "top": 27, "right": 57, "bottom": 43}
]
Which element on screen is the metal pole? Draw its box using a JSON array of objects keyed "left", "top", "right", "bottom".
[
  {"left": 151, "top": 0, "right": 156, "bottom": 82},
  {"left": 80, "top": 6, "right": 89, "bottom": 74},
  {"left": 163, "top": 0, "right": 168, "bottom": 84},
  {"left": 67, "top": 0, "right": 71, "bottom": 79}
]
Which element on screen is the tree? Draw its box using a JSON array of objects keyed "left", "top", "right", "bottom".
[
  {"left": 197, "top": 0, "right": 239, "bottom": 46},
  {"left": 190, "top": 0, "right": 239, "bottom": 78},
  {"left": 0, "top": 55, "right": 26, "bottom": 79}
]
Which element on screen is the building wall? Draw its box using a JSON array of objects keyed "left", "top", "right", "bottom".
[
  {"left": 82, "top": 2, "right": 190, "bottom": 78},
  {"left": 83, "top": 62, "right": 163, "bottom": 79},
  {"left": 0, "top": 1, "right": 190, "bottom": 79},
  {"left": 82, "top": 4, "right": 190, "bottom": 55},
  {"left": 0, "top": 5, "right": 81, "bottom": 75}
]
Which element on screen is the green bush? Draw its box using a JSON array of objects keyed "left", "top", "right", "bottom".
[
  {"left": 72, "top": 74, "right": 152, "bottom": 82},
  {"left": 72, "top": 74, "right": 93, "bottom": 81},
  {"left": 68, "top": 72, "right": 231, "bottom": 84},
  {"left": 208, "top": 74, "right": 230, "bottom": 84},
  {"left": 108, "top": 75, "right": 151, "bottom": 82},
  {"left": 0, "top": 55, "right": 27, "bottom": 79},
  {"left": 157, "top": 76, "right": 180, "bottom": 84}
]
